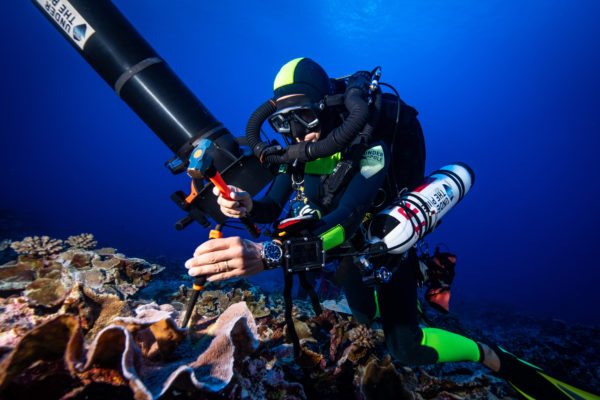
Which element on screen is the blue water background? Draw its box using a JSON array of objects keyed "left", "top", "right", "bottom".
[{"left": 2, "top": 1, "right": 600, "bottom": 324}]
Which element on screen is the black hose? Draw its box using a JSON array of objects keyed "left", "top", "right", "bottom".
[
  {"left": 360, "top": 90, "right": 383, "bottom": 141},
  {"left": 246, "top": 100, "right": 277, "bottom": 158},
  {"left": 379, "top": 82, "right": 402, "bottom": 196},
  {"left": 306, "top": 91, "right": 370, "bottom": 159},
  {"left": 247, "top": 90, "right": 371, "bottom": 165}
]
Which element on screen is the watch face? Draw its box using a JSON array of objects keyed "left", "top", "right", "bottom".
[
  {"left": 262, "top": 242, "right": 283, "bottom": 269},
  {"left": 265, "top": 242, "right": 283, "bottom": 262}
]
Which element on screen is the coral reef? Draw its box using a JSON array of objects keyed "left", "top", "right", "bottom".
[
  {"left": 0, "top": 248, "right": 164, "bottom": 310},
  {"left": 10, "top": 236, "right": 64, "bottom": 258},
  {"left": 0, "top": 239, "right": 165, "bottom": 345},
  {"left": 169, "top": 278, "right": 272, "bottom": 320},
  {"left": 66, "top": 233, "right": 98, "bottom": 250},
  {"left": 0, "top": 236, "right": 598, "bottom": 399},
  {"left": 0, "top": 301, "right": 260, "bottom": 399}
]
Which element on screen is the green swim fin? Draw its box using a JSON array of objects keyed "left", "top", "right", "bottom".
[{"left": 492, "top": 345, "right": 600, "bottom": 400}]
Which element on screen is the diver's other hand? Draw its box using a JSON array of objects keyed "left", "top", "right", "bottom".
[
  {"left": 212, "top": 185, "right": 253, "bottom": 218},
  {"left": 281, "top": 141, "right": 311, "bottom": 163},
  {"left": 185, "top": 237, "right": 264, "bottom": 281},
  {"left": 345, "top": 71, "right": 371, "bottom": 98}
]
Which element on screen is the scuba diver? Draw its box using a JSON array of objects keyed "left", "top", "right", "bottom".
[{"left": 185, "top": 58, "right": 599, "bottom": 400}]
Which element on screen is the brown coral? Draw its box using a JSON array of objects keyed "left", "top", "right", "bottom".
[
  {"left": 10, "top": 236, "right": 64, "bottom": 258},
  {"left": 0, "top": 261, "right": 38, "bottom": 296},
  {"left": 116, "top": 256, "right": 164, "bottom": 287},
  {"left": 0, "top": 301, "right": 260, "bottom": 400},
  {"left": 60, "top": 249, "right": 97, "bottom": 269},
  {"left": 0, "top": 245, "right": 164, "bottom": 325},
  {"left": 349, "top": 324, "right": 378, "bottom": 351},
  {"left": 24, "top": 277, "right": 73, "bottom": 308},
  {"left": 191, "top": 285, "right": 270, "bottom": 320},
  {"left": 66, "top": 233, "right": 97, "bottom": 250},
  {"left": 357, "top": 355, "right": 411, "bottom": 400},
  {"left": 80, "top": 285, "right": 130, "bottom": 339},
  {"left": 113, "top": 303, "right": 185, "bottom": 360},
  {"left": 94, "top": 247, "right": 117, "bottom": 256}
]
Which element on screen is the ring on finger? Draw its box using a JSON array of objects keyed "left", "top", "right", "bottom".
[{"left": 224, "top": 260, "right": 230, "bottom": 271}]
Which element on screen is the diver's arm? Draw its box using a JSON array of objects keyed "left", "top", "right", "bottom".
[
  {"left": 310, "top": 142, "right": 390, "bottom": 250},
  {"left": 247, "top": 171, "right": 293, "bottom": 223},
  {"left": 214, "top": 172, "right": 293, "bottom": 223},
  {"left": 213, "top": 185, "right": 253, "bottom": 218}
]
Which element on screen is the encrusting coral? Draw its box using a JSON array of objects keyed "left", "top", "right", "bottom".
[
  {"left": 10, "top": 235, "right": 64, "bottom": 258},
  {"left": 66, "top": 233, "right": 98, "bottom": 250}
]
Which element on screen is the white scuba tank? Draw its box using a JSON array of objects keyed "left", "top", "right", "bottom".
[{"left": 366, "top": 162, "right": 475, "bottom": 254}]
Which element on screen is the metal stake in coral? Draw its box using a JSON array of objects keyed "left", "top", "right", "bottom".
[
  {"left": 179, "top": 139, "right": 261, "bottom": 329},
  {"left": 180, "top": 224, "right": 223, "bottom": 329}
]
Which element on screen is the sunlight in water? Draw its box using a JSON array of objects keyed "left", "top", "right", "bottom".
[{"left": 322, "top": 0, "right": 393, "bottom": 39}]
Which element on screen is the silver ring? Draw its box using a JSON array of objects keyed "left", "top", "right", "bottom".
[{"left": 224, "top": 260, "right": 230, "bottom": 271}]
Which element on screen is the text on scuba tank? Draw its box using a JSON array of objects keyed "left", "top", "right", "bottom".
[{"left": 429, "top": 189, "right": 450, "bottom": 213}]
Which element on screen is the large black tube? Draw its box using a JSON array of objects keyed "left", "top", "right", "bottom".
[{"left": 31, "top": 0, "right": 236, "bottom": 159}]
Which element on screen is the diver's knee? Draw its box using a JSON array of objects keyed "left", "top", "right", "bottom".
[{"left": 385, "top": 328, "right": 437, "bottom": 365}]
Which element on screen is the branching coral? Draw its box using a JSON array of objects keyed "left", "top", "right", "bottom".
[
  {"left": 66, "top": 233, "right": 97, "bottom": 250},
  {"left": 348, "top": 324, "right": 378, "bottom": 351},
  {"left": 10, "top": 236, "right": 64, "bottom": 258}
]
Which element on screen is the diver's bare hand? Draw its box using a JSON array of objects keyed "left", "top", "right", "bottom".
[
  {"left": 212, "top": 185, "right": 253, "bottom": 218},
  {"left": 184, "top": 236, "right": 264, "bottom": 281}
]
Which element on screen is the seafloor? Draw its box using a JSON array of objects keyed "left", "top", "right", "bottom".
[{"left": 0, "top": 232, "right": 598, "bottom": 400}]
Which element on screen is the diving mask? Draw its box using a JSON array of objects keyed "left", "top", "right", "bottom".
[{"left": 268, "top": 106, "right": 320, "bottom": 136}]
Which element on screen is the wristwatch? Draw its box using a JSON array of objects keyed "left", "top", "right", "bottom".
[{"left": 261, "top": 240, "right": 283, "bottom": 270}]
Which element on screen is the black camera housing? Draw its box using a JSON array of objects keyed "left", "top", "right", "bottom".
[{"left": 283, "top": 237, "right": 325, "bottom": 274}]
